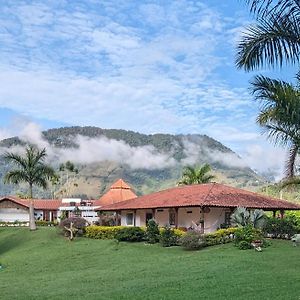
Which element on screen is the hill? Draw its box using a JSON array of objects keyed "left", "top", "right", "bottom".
[{"left": 0, "top": 126, "right": 266, "bottom": 198}]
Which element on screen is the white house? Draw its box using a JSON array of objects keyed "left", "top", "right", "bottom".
[{"left": 98, "top": 183, "right": 300, "bottom": 233}]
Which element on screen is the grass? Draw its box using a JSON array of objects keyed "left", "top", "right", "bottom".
[{"left": 0, "top": 228, "right": 300, "bottom": 300}]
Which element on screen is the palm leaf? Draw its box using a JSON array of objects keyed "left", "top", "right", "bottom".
[{"left": 236, "top": 14, "right": 300, "bottom": 70}]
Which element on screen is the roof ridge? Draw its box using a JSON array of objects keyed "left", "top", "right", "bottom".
[{"left": 202, "top": 182, "right": 216, "bottom": 206}]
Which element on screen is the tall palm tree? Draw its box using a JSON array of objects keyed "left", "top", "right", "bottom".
[
  {"left": 251, "top": 74, "right": 300, "bottom": 177},
  {"left": 178, "top": 164, "right": 215, "bottom": 185},
  {"left": 236, "top": 0, "right": 300, "bottom": 71},
  {"left": 4, "top": 146, "right": 55, "bottom": 230}
]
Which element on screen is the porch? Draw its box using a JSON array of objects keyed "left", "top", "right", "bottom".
[{"left": 117, "top": 206, "right": 232, "bottom": 233}]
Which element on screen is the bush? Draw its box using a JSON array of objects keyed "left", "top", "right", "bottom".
[
  {"left": 115, "top": 227, "right": 145, "bottom": 242},
  {"left": 85, "top": 226, "right": 127, "bottom": 239},
  {"left": 234, "top": 225, "right": 263, "bottom": 249},
  {"left": 160, "top": 226, "right": 178, "bottom": 247},
  {"left": 146, "top": 219, "right": 160, "bottom": 244},
  {"left": 238, "top": 240, "right": 252, "bottom": 250},
  {"left": 60, "top": 217, "right": 87, "bottom": 238},
  {"left": 263, "top": 216, "right": 298, "bottom": 239},
  {"left": 36, "top": 220, "right": 57, "bottom": 227},
  {"left": 180, "top": 231, "right": 206, "bottom": 250},
  {"left": 205, "top": 228, "right": 237, "bottom": 246}
]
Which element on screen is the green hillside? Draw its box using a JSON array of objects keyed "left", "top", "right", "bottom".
[{"left": 0, "top": 126, "right": 265, "bottom": 198}]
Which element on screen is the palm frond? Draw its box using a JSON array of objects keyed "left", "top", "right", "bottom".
[
  {"left": 245, "top": 0, "right": 300, "bottom": 19},
  {"left": 4, "top": 170, "right": 29, "bottom": 185},
  {"left": 236, "top": 13, "right": 300, "bottom": 70}
]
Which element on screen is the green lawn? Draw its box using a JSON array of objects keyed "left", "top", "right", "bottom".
[{"left": 0, "top": 228, "right": 299, "bottom": 300}]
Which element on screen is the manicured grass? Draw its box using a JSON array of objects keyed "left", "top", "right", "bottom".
[{"left": 0, "top": 228, "right": 300, "bottom": 300}]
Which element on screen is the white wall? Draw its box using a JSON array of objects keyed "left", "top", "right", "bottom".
[
  {"left": 0, "top": 208, "right": 29, "bottom": 222},
  {"left": 203, "top": 208, "right": 226, "bottom": 233}
]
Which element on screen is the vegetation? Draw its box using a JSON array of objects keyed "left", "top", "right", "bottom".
[
  {"left": 114, "top": 227, "right": 145, "bottom": 242},
  {"left": 263, "top": 216, "right": 300, "bottom": 238},
  {"left": 60, "top": 217, "right": 87, "bottom": 240},
  {"left": 178, "top": 164, "right": 215, "bottom": 185},
  {"left": 237, "top": 1, "right": 300, "bottom": 181},
  {"left": 180, "top": 231, "right": 206, "bottom": 250},
  {"left": 3, "top": 146, "right": 55, "bottom": 230},
  {"left": 146, "top": 219, "right": 160, "bottom": 244},
  {"left": 159, "top": 226, "right": 178, "bottom": 247},
  {"left": 230, "top": 207, "right": 265, "bottom": 228},
  {"left": 237, "top": 1, "right": 300, "bottom": 71},
  {"left": 234, "top": 225, "right": 265, "bottom": 250}
]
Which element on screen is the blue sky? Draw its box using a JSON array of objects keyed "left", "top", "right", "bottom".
[{"left": 0, "top": 0, "right": 296, "bottom": 177}]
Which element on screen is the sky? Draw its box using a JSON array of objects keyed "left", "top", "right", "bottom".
[{"left": 0, "top": 0, "right": 297, "bottom": 179}]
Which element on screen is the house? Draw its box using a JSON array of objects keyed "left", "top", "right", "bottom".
[
  {"left": 98, "top": 183, "right": 300, "bottom": 233},
  {"left": 0, "top": 179, "right": 137, "bottom": 224},
  {"left": 0, "top": 196, "right": 61, "bottom": 223}
]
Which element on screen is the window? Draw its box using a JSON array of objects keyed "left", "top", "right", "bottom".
[
  {"left": 126, "top": 213, "right": 134, "bottom": 226},
  {"left": 224, "top": 212, "right": 231, "bottom": 225},
  {"left": 169, "top": 209, "right": 175, "bottom": 226}
]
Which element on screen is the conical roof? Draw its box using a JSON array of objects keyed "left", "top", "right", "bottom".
[
  {"left": 97, "top": 179, "right": 137, "bottom": 206},
  {"left": 110, "top": 179, "right": 132, "bottom": 190}
]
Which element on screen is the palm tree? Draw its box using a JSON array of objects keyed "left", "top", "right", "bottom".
[
  {"left": 4, "top": 146, "right": 55, "bottom": 230},
  {"left": 251, "top": 74, "right": 300, "bottom": 177},
  {"left": 236, "top": 0, "right": 300, "bottom": 71},
  {"left": 178, "top": 164, "right": 215, "bottom": 185}
]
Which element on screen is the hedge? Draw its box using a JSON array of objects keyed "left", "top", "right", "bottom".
[
  {"left": 85, "top": 226, "right": 128, "bottom": 239},
  {"left": 85, "top": 226, "right": 186, "bottom": 240}
]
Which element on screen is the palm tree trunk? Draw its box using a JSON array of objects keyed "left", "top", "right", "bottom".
[{"left": 29, "top": 183, "right": 36, "bottom": 231}]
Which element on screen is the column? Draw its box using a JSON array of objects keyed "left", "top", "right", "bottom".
[
  {"left": 175, "top": 208, "right": 178, "bottom": 228},
  {"left": 133, "top": 210, "right": 136, "bottom": 226}
]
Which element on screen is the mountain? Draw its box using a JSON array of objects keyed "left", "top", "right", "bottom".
[{"left": 0, "top": 126, "right": 266, "bottom": 198}]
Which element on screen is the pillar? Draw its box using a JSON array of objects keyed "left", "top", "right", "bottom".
[
  {"left": 133, "top": 210, "right": 137, "bottom": 226},
  {"left": 175, "top": 208, "right": 178, "bottom": 228},
  {"left": 272, "top": 210, "right": 276, "bottom": 218},
  {"left": 280, "top": 209, "right": 285, "bottom": 219}
]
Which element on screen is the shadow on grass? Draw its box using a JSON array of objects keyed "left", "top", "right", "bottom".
[{"left": 0, "top": 229, "right": 28, "bottom": 256}]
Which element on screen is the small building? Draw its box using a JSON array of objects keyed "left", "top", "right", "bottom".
[
  {"left": 99, "top": 183, "right": 300, "bottom": 233},
  {"left": 0, "top": 179, "right": 137, "bottom": 224},
  {"left": 0, "top": 196, "right": 61, "bottom": 222}
]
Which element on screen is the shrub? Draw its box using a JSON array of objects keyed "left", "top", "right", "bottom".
[
  {"left": 160, "top": 226, "right": 178, "bottom": 247},
  {"left": 115, "top": 227, "right": 145, "bottom": 242},
  {"left": 36, "top": 220, "right": 57, "bottom": 227},
  {"left": 146, "top": 219, "right": 160, "bottom": 244},
  {"left": 60, "top": 217, "right": 87, "bottom": 239},
  {"left": 263, "top": 216, "right": 298, "bottom": 238},
  {"left": 180, "top": 231, "right": 206, "bottom": 250},
  {"left": 85, "top": 226, "right": 127, "bottom": 239},
  {"left": 234, "top": 225, "right": 263, "bottom": 249},
  {"left": 238, "top": 240, "right": 252, "bottom": 250},
  {"left": 204, "top": 227, "right": 237, "bottom": 246}
]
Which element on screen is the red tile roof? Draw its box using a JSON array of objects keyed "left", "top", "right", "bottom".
[
  {"left": 99, "top": 183, "right": 300, "bottom": 211},
  {"left": 94, "top": 179, "right": 137, "bottom": 207},
  {"left": 0, "top": 196, "right": 62, "bottom": 210}
]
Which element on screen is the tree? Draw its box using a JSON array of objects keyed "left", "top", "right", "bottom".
[
  {"left": 236, "top": 0, "right": 300, "bottom": 71},
  {"left": 178, "top": 164, "right": 215, "bottom": 185},
  {"left": 251, "top": 75, "right": 300, "bottom": 177},
  {"left": 237, "top": 1, "right": 300, "bottom": 180},
  {"left": 4, "top": 146, "right": 55, "bottom": 230}
]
